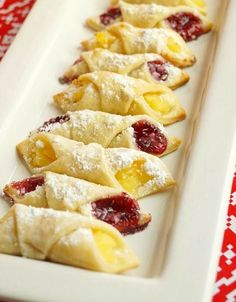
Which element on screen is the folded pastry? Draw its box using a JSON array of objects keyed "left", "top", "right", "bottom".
[
  {"left": 82, "top": 22, "right": 196, "bottom": 67},
  {"left": 54, "top": 71, "right": 186, "bottom": 125},
  {"left": 60, "top": 49, "right": 189, "bottom": 89},
  {"left": 87, "top": 2, "right": 213, "bottom": 42},
  {"left": 0, "top": 204, "right": 139, "bottom": 273},
  {"left": 110, "top": 0, "right": 207, "bottom": 15},
  {"left": 17, "top": 133, "right": 175, "bottom": 199},
  {"left": 34, "top": 110, "right": 181, "bottom": 157},
  {"left": 3, "top": 172, "right": 151, "bottom": 235}
]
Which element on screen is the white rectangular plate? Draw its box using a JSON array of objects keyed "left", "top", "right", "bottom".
[{"left": 0, "top": 0, "right": 235, "bottom": 301}]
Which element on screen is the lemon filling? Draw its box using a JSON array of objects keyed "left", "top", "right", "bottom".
[
  {"left": 115, "top": 160, "right": 153, "bottom": 195},
  {"left": 30, "top": 138, "right": 56, "bottom": 168},
  {"left": 192, "top": 0, "right": 205, "bottom": 7},
  {"left": 93, "top": 230, "right": 119, "bottom": 264},
  {"left": 167, "top": 37, "right": 181, "bottom": 53},
  {"left": 144, "top": 93, "right": 171, "bottom": 114}
]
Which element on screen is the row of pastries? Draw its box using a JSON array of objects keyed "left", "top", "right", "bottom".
[{"left": 0, "top": 0, "right": 212, "bottom": 273}]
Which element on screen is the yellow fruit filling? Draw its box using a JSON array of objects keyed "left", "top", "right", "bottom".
[
  {"left": 115, "top": 160, "right": 153, "bottom": 195},
  {"left": 167, "top": 37, "right": 181, "bottom": 53},
  {"left": 192, "top": 0, "right": 205, "bottom": 7},
  {"left": 144, "top": 93, "right": 171, "bottom": 114},
  {"left": 93, "top": 230, "right": 119, "bottom": 264},
  {"left": 30, "top": 138, "right": 56, "bottom": 168},
  {"left": 70, "top": 86, "right": 85, "bottom": 103},
  {"left": 96, "top": 32, "right": 116, "bottom": 49}
]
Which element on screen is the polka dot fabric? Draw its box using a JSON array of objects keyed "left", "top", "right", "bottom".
[{"left": 0, "top": 1, "right": 235, "bottom": 301}]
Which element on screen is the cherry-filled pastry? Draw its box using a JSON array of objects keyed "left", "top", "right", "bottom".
[
  {"left": 60, "top": 49, "right": 189, "bottom": 89},
  {"left": 87, "top": 2, "right": 213, "bottom": 42},
  {"left": 34, "top": 110, "right": 181, "bottom": 157},
  {"left": 110, "top": 0, "right": 207, "bottom": 16},
  {"left": 54, "top": 71, "right": 186, "bottom": 125},
  {"left": 0, "top": 204, "right": 139, "bottom": 273},
  {"left": 82, "top": 22, "right": 196, "bottom": 68},
  {"left": 3, "top": 172, "right": 151, "bottom": 235},
  {"left": 16, "top": 133, "right": 175, "bottom": 199}
]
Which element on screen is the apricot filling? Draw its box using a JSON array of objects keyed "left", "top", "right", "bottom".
[
  {"left": 30, "top": 138, "right": 56, "bottom": 168},
  {"left": 144, "top": 93, "right": 171, "bottom": 114},
  {"left": 132, "top": 120, "right": 167, "bottom": 155},
  {"left": 95, "top": 31, "right": 116, "bottom": 48},
  {"left": 92, "top": 193, "right": 150, "bottom": 235},
  {"left": 38, "top": 115, "right": 70, "bottom": 132},
  {"left": 100, "top": 7, "right": 122, "bottom": 26},
  {"left": 115, "top": 160, "right": 153, "bottom": 195},
  {"left": 166, "top": 13, "right": 203, "bottom": 42}
]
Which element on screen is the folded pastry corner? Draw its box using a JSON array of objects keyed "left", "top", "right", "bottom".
[
  {"left": 17, "top": 133, "right": 175, "bottom": 199},
  {"left": 87, "top": 2, "right": 213, "bottom": 42},
  {"left": 81, "top": 22, "right": 196, "bottom": 68},
  {"left": 0, "top": 204, "right": 139, "bottom": 273},
  {"left": 109, "top": 0, "right": 207, "bottom": 16},
  {"left": 60, "top": 49, "right": 189, "bottom": 89},
  {"left": 54, "top": 71, "right": 186, "bottom": 125},
  {"left": 3, "top": 172, "right": 152, "bottom": 235},
  {"left": 34, "top": 110, "right": 181, "bottom": 157}
]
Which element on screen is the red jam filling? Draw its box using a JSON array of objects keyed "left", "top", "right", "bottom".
[
  {"left": 132, "top": 120, "right": 168, "bottom": 155},
  {"left": 166, "top": 12, "right": 204, "bottom": 42},
  {"left": 59, "top": 57, "right": 83, "bottom": 84},
  {"left": 38, "top": 114, "right": 70, "bottom": 132},
  {"left": 92, "top": 193, "right": 150, "bottom": 235},
  {"left": 147, "top": 60, "right": 169, "bottom": 82},
  {"left": 8, "top": 176, "right": 45, "bottom": 197},
  {"left": 99, "top": 7, "right": 121, "bottom": 26},
  {"left": 72, "top": 57, "right": 83, "bottom": 66}
]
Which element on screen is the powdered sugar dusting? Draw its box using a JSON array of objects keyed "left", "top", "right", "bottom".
[
  {"left": 93, "top": 50, "right": 139, "bottom": 70},
  {"left": 46, "top": 173, "right": 92, "bottom": 207},
  {"left": 142, "top": 28, "right": 169, "bottom": 51},
  {"left": 106, "top": 148, "right": 139, "bottom": 170},
  {"left": 144, "top": 159, "right": 168, "bottom": 186},
  {"left": 107, "top": 148, "right": 169, "bottom": 188},
  {"left": 110, "top": 73, "right": 136, "bottom": 97},
  {"left": 143, "top": 53, "right": 163, "bottom": 62},
  {"left": 35, "top": 140, "right": 44, "bottom": 148},
  {"left": 127, "top": 126, "right": 136, "bottom": 145},
  {"left": 122, "top": 2, "right": 167, "bottom": 16},
  {"left": 91, "top": 72, "right": 136, "bottom": 100},
  {"left": 16, "top": 205, "right": 72, "bottom": 225},
  {"left": 70, "top": 110, "right": 98, "bottom": 130},
  {"left": 64, "top": 85, "right": 78, "bottom": 99},
  {"left": 61, "top": 227, "right": 95, "bottom": 247},
  {"left": 72, "top": 144, "right": 102, "bottom": 171}
]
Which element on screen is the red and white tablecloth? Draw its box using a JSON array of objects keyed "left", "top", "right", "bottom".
[{"left": 0, "top": 1, "right": 235, "bottom": 301}]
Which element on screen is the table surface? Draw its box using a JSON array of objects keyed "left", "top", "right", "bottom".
[{"left": 0, "top": 1, "right": 235, "bottom": 301}]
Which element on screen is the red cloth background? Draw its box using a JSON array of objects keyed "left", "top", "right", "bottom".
[{"left": 0, "top": 1, "right": 235, "bottom": 301}]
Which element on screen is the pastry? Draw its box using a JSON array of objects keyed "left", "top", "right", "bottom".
[
  {"left": 110, "top": 0, "right": 207, "bottom": 15},
  {"left": 60, "top": 49, "right": 189, "bottom": 89},
  {"left": 0, "top": 204, "right": 139, "bottom": 273},
  {"left": 54, "top": 71, "right": 186, "bottom": 125},
  {"left": 87, "top": 2, "right": 213, "bottom": 42},
  {"left": 3, "top": 172, "right": 151, "bottom": 235},
  {"left": 16, "top": 133, "right": 175, "bottom": 199},
  {"left": 34, "top": 110, "right": 181, "bottom": 157},
  {"left": 82, "top": 22, "right": 196, "bottom": 67}
]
